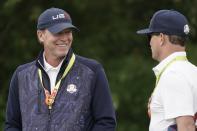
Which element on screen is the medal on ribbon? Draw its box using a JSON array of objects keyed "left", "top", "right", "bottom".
[
  {"left": 38, "top": 53, "right": 76, "bottom": 110},
  {"left": 45, "top": 90, "right": 55, "bottom": 109}
]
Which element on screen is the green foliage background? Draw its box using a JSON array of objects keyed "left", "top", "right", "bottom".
[{"left": 1, "top": 0, "right": 197, "bottom": 130}]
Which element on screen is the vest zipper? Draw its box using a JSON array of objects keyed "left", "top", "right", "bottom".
[
  {"left": 38, "top": 60, "right": 52, "bottom": 131},
  {"left": 47, "top": 108, "right": 52, "bottom": 131}
]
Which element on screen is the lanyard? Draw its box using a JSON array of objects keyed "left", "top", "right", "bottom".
[
  {"left": 38, "top": 53, "right": 76, "bottom": 109},
  {"left": 148, "top": 55, "right": 187, "bottom": 118},
  {"left": 155, "top": 56, "right": 187, "bottom": 87}
]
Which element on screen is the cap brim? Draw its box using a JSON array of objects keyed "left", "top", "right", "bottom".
[
  {"left": 48, "top": 23, "right": 79, "bottom": 34},
  {"left": 136, "top": 28, "right": 153, "bottom": 35}
]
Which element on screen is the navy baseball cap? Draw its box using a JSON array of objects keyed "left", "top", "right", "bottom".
[
  {"left": 37, "top": 7, "right": 78, "bottom": 34},
  {"left": 136, "top": 10, "right": 190, "bottom": 37}
]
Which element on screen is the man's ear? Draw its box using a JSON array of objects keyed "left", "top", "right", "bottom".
[
  {"left": 159, "top": 33, "right": 165, "bottom": 46},
  {"left": 37, "top": 30, "right": 44, "bottom": 43}
]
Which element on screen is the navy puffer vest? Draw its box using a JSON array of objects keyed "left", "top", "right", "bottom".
[{"left": 18, "top": 56, "right": 96, "bottom": 131}]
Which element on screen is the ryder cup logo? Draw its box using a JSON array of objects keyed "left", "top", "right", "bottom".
[
  {"left": 184, "top": 24, "right": 190, "bottom": 35},
  {"left": 67, "top": 84, "right": 77, "bottom": 94}
]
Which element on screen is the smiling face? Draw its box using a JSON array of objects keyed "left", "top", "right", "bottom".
[{"left": 37, "top": 28, "right": 73, "bottom": 65}]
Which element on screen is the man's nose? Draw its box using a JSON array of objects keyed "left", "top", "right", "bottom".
[{"left": 60, "top": 34, "right": 69, "bottom": 41}]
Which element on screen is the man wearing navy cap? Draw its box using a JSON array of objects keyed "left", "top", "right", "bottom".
[
  {"left": 137, "top": 10, "right": 197, "bottom": 131},
  {"left": 4, "top": 7, "right": 116, "bottom": 131}
]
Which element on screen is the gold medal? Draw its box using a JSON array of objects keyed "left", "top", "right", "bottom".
[
  {"left": 45, "top": 96, "right": 54, "bottom": 109},
  {"left": 45, "top": 90, "right": 54, "bottom": 109}
]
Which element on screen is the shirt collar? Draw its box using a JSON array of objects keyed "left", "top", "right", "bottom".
[
  {"left": 152, "top": 51, "right": 187, "bottom": 76},
  {"left": 43, "top": 52, "right": 64, "bottom": 72}
]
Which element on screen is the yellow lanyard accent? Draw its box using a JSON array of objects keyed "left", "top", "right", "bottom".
[
  {"left": 155, "top": 56, "right": 187, "bottom": 87},
  {"left": 38, "top": 53, "right": 76, "bottom": 109}
]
